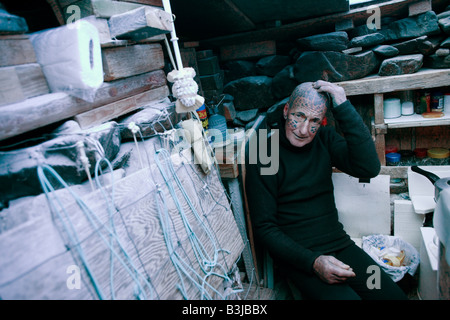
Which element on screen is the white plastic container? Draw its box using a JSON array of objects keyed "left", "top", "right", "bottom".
[{"left": 384, "top": 98, "right": 401, "bottom": 119}]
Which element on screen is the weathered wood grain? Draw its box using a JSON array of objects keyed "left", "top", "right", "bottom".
[
  {"left": 0, "top": 35, "right": 37, "bottom": 67},
  {"left": 0, "top": 148, "right": 243, "bottom": 300},
  {"left": 108, "top": 6, "right": 172, "bottom": 41},
  {"left": 0, "top": 69, "right": 167, "bottom": 141},
  {"left": 0, "top": 63, "right": 49, "bottom": 107},
  {"left": 101, "top": 43, "right": 165, "bottom": 81},
  {"left": 73, "top": 85, "right": 169, "bottom": 129}
]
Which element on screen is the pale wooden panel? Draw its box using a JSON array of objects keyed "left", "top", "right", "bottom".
[
  {"left": 101, "top": 43, "right": 165, "bottom": 81},
  {"left": 108, "top": 6, "right": 172, "bottom": 41},
  {"left": 61, "top": 0, "right": 143, "bottom": 19},
  {"left": 0, "top": 69, "right": 166, "bottom": 141},
  {"left": 337, "top": 69, "right": 450, "bottom": 96},
  {"left": 0, "top": 35, "right": 37, "bottom": 67},
  {"left": 0, "top": 149, "right": 243, "bottom": 299},
  {"left": 0, "top": 63, "right": 49, "bottom": 107},
  {"left": 73, "top": 85, "right": 169, "bottom": 128}
]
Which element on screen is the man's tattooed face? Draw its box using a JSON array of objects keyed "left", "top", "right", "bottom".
[{"left": 283, "top": 82, "right": 328, "bottom": 148}]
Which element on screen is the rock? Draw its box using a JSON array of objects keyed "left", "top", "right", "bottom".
[
  {"left": 293, "top": 50, "right": 379, "bottom": 83},
  {"left": 235, "top": 109, "right": 259, "bottom": 123},
  {"left": 417, "top": 36, "right": 444, "bottom": 55},
  {"left": 439, "top": 16, "right": 450, "bottom": 34},
  {"left": 119, "top": 98, "right": 178, "bottom": 140},
  {"left": 436, "top": 48, "right": 450, "bottom": 56},
  {"left": 223, "top": 60, "right": 257, "bottom": 83},
  {"left": 392, "top": 36, "right": 428, "bottom": 55},
  {"left": 85, "top": 121, "right": 121, "bottom": 161},
  {"left": 441, "top": 37, "right": 450, "bottom": 48},
  {"left": 349, "top": 33, "right": 385, "bottom": 48},
  {"left": 424, "top": 53, "right": 450, "bottom": 68},
  {"left": 0, "top": 121, "right": 121, "bottom": 204},
  {"left": 373, "top": 45, "right": 399, "bottom": 57},
  {"left": 347, "top": 24, "right": 379, "bottom": 39},
  {"left": 52, "top": 120, "right": 81, "bottom": 135},
  {"left": 217, "top": 100, "right": 237, "bottom": 122},
  {"left": 380, "top": 11, "right": 441, "bottom": 42},
  {"left": 223, "top": 76, "right": 275, "bottom": 111},
  {"left": 296, "top": 31, "right": 349, "bottom": 52},
  {"left": 272, "top": 65, "right": 298, "bottom": 100},
  {"left": 437, "top": 10, "right": 450, "bottom": 20},
  {"left": 255, "top": 55, "right": 291, "bottom": 77},
  {"left": 378, "top": 54, "right": 423, "bottom": 76}
]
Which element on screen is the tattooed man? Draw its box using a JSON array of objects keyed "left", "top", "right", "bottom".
[{"left": 245, "top": 81, "right": 407, "bottom": 300}]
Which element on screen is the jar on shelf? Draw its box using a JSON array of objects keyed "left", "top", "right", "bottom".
[
  {"left": 386, "top": 152, "right": 401, "bottom": 166},
  {"left": 427, "top": 147, "right": 450, "bottom": 166},
  {"left": 414, "top": 148, "right": 429, "bottom": 165},
  {"left": 385, "top": 145, "right": 398, "bottom": 154},
  {"left": 399, "top": 149, "right": 414, "bottom": 166},
  {"left": 400, "top": 90, "right": 414, "bottom": 116},
  {"left": 431, "top": 91, "right": 444, "bottom": 113},
  {"left": 415, "top": 91, "right": 430, "bottom": 114},
  {"left": 444, "top": 92, "right": 450, "bottom": 113}
]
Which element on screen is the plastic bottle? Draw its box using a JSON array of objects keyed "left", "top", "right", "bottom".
[{"left": 208, "top": 107, "right": 229, "bottom": 147}]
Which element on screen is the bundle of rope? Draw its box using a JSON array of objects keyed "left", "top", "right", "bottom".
[{"left": 37, "top": 154, "right": 155, "bottom": 300}]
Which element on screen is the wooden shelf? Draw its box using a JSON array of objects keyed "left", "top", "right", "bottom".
[
  {"left": 385, "top": 112, "right": 450, "bottom": 129},
  {"left": 336, "top": 68, "right": 450, "bottom": 166},
  {"left": 337, "top": 68, "right": 450, "bottom": 96}
]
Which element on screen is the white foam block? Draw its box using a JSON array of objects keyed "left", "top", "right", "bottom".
[{"left": 30, "top": 20, "right": 103, "bottom": 101}]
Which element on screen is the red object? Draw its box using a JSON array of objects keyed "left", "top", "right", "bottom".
[
  {"left": 414, "top": 148, "right": 428, "bottom": 158},
  {"left": 385, "top": 145, "right": 398, "bottom": 154},
  {"left": 321, "top": 116, "right": 328, "bottom": 126}
]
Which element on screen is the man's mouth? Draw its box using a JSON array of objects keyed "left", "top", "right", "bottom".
[{"left": 293, "top": 133, "right": 308, "bottom": 140}]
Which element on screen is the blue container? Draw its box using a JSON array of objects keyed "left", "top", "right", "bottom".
[
  {"left": 386, "top": 152, "right": 401, "bottom": 166},
  {"left": 208, "top": 113, "right": 228, "bottom": 145}
]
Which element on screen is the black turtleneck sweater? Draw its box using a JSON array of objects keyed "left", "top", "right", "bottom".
[{"left": 245, "top": 100, "right": 380, "bottom": 275}]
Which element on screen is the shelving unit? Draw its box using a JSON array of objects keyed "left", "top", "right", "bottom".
[{"left": 337, "top": 68, "right": 450, "bottom": 170}]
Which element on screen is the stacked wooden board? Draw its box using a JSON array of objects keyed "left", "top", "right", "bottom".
[{"left": 0, "top": 0, "right": 173, "bottom": 141}]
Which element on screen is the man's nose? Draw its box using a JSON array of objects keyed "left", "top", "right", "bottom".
[{"left": 298, "top": 120, "right": 310, "bottom": 135}]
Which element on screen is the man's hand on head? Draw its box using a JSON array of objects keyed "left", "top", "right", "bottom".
[{"left": 313, "top": 80, "right": 347, "bottom": 108}]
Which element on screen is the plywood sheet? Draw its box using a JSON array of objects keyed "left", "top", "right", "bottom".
[{"left": 0, "top": 148, "right": 244, "bottom": 299}]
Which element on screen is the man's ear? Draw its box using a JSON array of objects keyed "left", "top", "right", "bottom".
[{"left": 283, "top": 103, "right": 289, "bottom": 119}]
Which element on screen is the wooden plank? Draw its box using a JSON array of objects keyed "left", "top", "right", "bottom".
[
  {"left": 80, "top": 15, "right": 112, "bottom": 44},
  {"left": 0, "top": 63, "right": 49, "bottom": 107},
  {"left": 46, "top": 0, "right": 66, "bottom": 25},
  {"left": 108, "top": 5, "right": 172, "bottom": 40},
  {"left": 385, "top": 112, "right": 450, "bottom": 129},
  {"left": 101, "top": 43, "right": 165, "bottom": 81},
  {"left": 61, "top": 0, "right": 145, "bottom": 19},
  {"left": 337, "top": 69, "right": 450, "bottom": 96},
  {"left": 374, "top": 93, "right": 385, "bottom": 125},
  {"left": 0, "top": 36, "right": 37, "bottom": 67},
  {"left": 230, "top": 0, "right": 348, "bottom": 24},
  {"left": 0, "top": 69, "right": 167, "bottom": 141},
  {"left": 408, "top": 0, "right": 432, "bottom": 16},
  {"left": 0, "top": 149, "right": 243, "bottom": 299},
  {"left": 73, "top": 85, "right": 169, "bottom": 128},
  {"left": 115, "top": 0, "right": 162, "bottom": 6},
  {"left": 220, "top": 40, "right": 276, "bottom": 62},
  {"left": 202, "top": 0, "right": 418, "bottom": 47}
]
